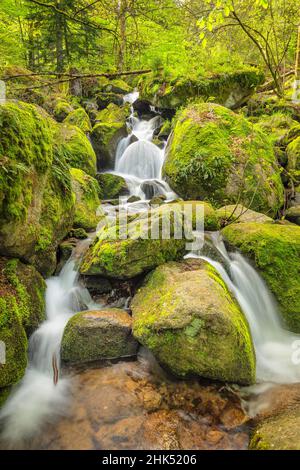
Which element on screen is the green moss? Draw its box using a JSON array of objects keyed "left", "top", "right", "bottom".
[
  {"left": 132, "top": 260, "right": 255, "bottom": 384},
  {"left": 70, "top": 168, "right": 102, "bottom": 231},
  {"left": 222, "top": 222, "right": 300, "bottom": 332},
  {"left": 0, "top": 387, "right": 11, "bottom": 408},
  {"left": 0, "top": 257, "right": 46, "bottom": 388},
  {"left": 162, "top": 103, "right": 284, "bottom": 216},
  {"left": 95, "top": 103, "right": 130, "bottom": 124},
  {"left": 0, "top": 101, "right": 54, "bottom": 222},
  {"left": 61, "top": 308, "right": 137, "bottom": 363},
  {"left": 96, "top": 172, "right": 128, "bottom": 199},
  {"left": 255, "top": 112, "right": 297, "bottom": 143},
  {"left": 54, "top": 123, "right": 96, "bottom": 177},
  {"left": 63, "top": 107, "right": 92, "bottom": 133},
  {"left": 139, "top": 69, "right": 264, "bottom": 109},
  {"left": 54, "top": 99, "right": 74, "bottom": 122}
]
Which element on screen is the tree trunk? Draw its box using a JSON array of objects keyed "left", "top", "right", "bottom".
[
  {"left": 55, "top": 1, "right": 64, "bottom": 73},
  {"left": 117, "top": 0, "right": 127, "bottom": 71},
  {"left": 295, "top": 24, "right": 300, "bottom": 82}
]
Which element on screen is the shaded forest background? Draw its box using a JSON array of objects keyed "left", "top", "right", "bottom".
[{"left": 0, "top": 0, "right": 299, "bottom": 95}]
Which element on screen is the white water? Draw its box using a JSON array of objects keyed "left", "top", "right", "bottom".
[
  {"left": 187, "top": 233, "right": 300, "bottom": 384},
  {"left": 112, "top": 91, "right": 176, "bottom": 202},
  {"left": 0, "top": 241, "right": 99, "bottom": 442}
]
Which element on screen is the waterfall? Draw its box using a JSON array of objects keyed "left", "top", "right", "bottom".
[
  {"left": 110, "top": 91, "right": 176, "bottom": 201},
  {"left": 187, "top": 233, "right": 300, "bottom": 384},
  {"left": 116, "top": 140, "right": 164, "bottom": 180},
  {"left": 0, "top": 241, "right": 99, "bottom": 442}
]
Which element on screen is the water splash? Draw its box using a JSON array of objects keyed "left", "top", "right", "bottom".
[
  {"left": 0, "top": 242, "right": 99, "bottom": 443},
  {"left": 187, "top": 233, "right": 300, "bottom": 384}
]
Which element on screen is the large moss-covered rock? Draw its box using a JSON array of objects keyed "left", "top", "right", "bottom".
[
  {"left": 80, "top": 204, "right": 188, "bottom": 279},
  {"left": 0, "top": 101, "right": 75, "bottom": 276},
  {"left": 250, "top": 405, "right": 300, "bottom": 450},
  {"left": 79, "top": 202, "right": 218, "bottom": 279},
  {"left": 139, "top": 69, "right": 264, "bottom": 110},
  {"left": 162, "top": 103, "right": 284, "bottom": 216},
  {"left": 222, "top": 223, "right": 300, "bottom": 332},
  {"left": 61, "top": 308, "right": 138, "bottom": 363},
  {"left": 63, "top": 107, "right": 92, "bottom": 133},
  {"left": 217, "top": 204, "right": 273, "bottom": 226},
  {"left": 91, "top": 103, "right": 129, "bottom": 170},
  {"left": 54, "top": 123, "right": 96, "bottom": 176},
  {"left": 0, "top": 257, "right": 46, "bottom": 388},
  {"left": 70, "top": 168, "right": 102, "bottom": 231},
  {"left": 96, "top": 172, "right": 129, "bottom": 200},
  {"left": 132, "top": 259, "right": 255, "bottom": 384}
]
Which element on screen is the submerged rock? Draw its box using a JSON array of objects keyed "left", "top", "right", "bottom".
[
  {"left": 162, "top": 103, "right": 284, "bottom": 217},
  {"left": 131, "top": 259, "right": 255, "bottom": 385},
  {"left": 61, "top": 308, "right": 138, "bottom": 363},
  {"left": 70, "top": 168, "right": 102, "bottom": 231},
  {"left": 250, "top": 404, "right": 300, "bottom": 450},
  {"left": 222, "top": 222, "right": 300, "bottom": 332},
  {"left": 0, "top": 257, "right": 46, "bottom": 390}
]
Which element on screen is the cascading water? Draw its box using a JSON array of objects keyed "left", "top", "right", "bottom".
[
  {"left": 109, "top": 90, "right": 176, "bottom": 202},
  {"left": 0, "top": 240, "right": 99, "bottom": 442},
  {"left": 187, "top": 233, "right": 300, "bottom": 385}
]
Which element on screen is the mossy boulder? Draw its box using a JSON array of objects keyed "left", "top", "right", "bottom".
[
  {"left": 222, "top": 223, "right": 300, "bottom": 332},
  {"left": 132, "top": 259, "right": 255, "bottom": 384},
  {"left": 0, "top": 257, "right": 46, "bottom": 388},
  {"left": 139, "top": 69, "right": 264, "bottom": 110},
  {"left": 0, "top": 101, "right": 75, "bottom": 276},
  {"left": 217, "top": 205, "right": 273, "bottom": 226},
  {"left": 255, "top": 112, "right": 298, "bottom": 143},
  {"left": 96, "top": 172, "right": 129, "bottom": 200},
  {"left": 286, "top": 136, "right": 300, "bottom": 185},
  {"left": 285, "top": 205, "right": 300, "bottom": 225},
  {"left": 61, "top": 308, "right": 138, "bottom": 363},
  {"left": 162, "top": 103, "right": 284, "bottom": 216},
  {"left": 250, "top": 405, "right": 300, "bottom": 450},
  {"left": 63, "top": 107, "right": 92, "bottom": 133},
  {"left": 70, "top": 168, "right": 102, "bottom": 231},
  {"left": 102, "top": 79, "right": 131, "bottom": 95},
  {"left": 54, "top": 99, "right": 74, "bottom": 122},
  {"left": 91, "top": 103, "right": 129, "bottom": 170},
  {"left": 55, "top": 123, "right": 97, "bottom": 176},
  {"left": 79, "top": 204, "right": 190, "bottom": 279}
]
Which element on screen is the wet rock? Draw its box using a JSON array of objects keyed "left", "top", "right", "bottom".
[
  {"left": 18, "top": 359, "right": 249, "bottom": 450},
  {"left": 127, "top": 195, "right": 141, "bottom": 203},
  {"left": 222, "top": 222, "right": 300, "bottom": 332},
  {"left": 150, "top": 194, "right": 166, "bottom": 206},
  {"left": 132, "top": 99, "right": 156, "bottom": 119},
  {"left": 61, "top": 309, "right": 138, "bottom": 363},
  {"left": 132, "top": 259, "right": 255, "bottom": 385},
  {"left": 96, "top": 173, "right": 129, "bottom": 200}
]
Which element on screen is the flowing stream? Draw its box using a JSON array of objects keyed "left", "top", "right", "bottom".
[
  {"left": 0, "top": 240, "right": 100, "bottom": 442},
  {"left": 1, "top": 90, "right": 300, "bottom": 444},
  {"left": 187, "top": 232, "right": 300, "bottom": 385}
]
